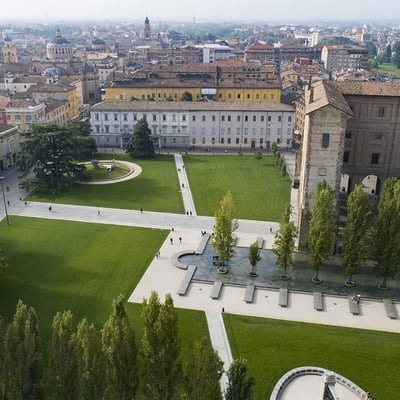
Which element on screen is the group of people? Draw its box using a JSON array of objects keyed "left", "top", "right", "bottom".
[{"left": 352, "top": 294, "right": 361, "bottom": 304}]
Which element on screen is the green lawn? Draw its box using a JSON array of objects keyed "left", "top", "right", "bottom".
[
  {"left": 224, "top": 313, "right": 400, "bottom": 400},
  {"left": 184, "top": 154, "right": 291, "bottom": 221},
  {"left": 370, "top": 62, "right": 400, "bottom": 78},
  {"left": 28, "top": 154, "right": 184, "bottom": 214}
]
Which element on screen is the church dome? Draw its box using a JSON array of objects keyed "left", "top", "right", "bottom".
[{"left": 46, "top": 28, "right": 73, "bottom": 60}]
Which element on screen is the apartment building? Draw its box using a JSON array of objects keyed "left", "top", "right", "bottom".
[
  {"left": 104, "top": 62, "right": 281, "bottom": 104},
  {"left": 90, "top": 100, "right": 294, "bottom": 150},
  {"left": 5, "top": 99, "right": 46, "bottom": 132},
  {"left": 0, "top": 124, "right": 20, "bottom": 170},
  {"left": 321, "top": 45, "right": 368, "bottom": 73}
]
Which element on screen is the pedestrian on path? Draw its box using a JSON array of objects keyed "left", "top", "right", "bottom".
[
  {"left": 179, "top": 237, "right": 182, "bottom": 244},
  {"left": 140, "top": 207, "right": 143, "bottom": 213},
  {"left": 170, "top": 237, "right": 173, "bottom": 245},
  {"left": 7, "top": 201, "right": 10, "bottom": 206},
  {"left": 98, "top": 210, "right": 101, "bottom": 216},
  {"left": 24, "top": 201, "right": 27, "bottom": 206},
  {"left": 48, "top": 205, "right": 52, "bottom": 211}
]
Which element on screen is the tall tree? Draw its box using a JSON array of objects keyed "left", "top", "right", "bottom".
[
  {"left": 16, "top": 122, "right": 96, "bottom": 192},
  {"left": 125, "top": 117, "right": 155, "bottom": 159},
  {"left": 212, "top": 191, "right": 239, "bottom": 273},
  {"left": 308, "top": 180, "right": 336, "bottom": 283},
  {"left": 182, "top": 337, "right": 224, "bottom": 400},
  {"left": 342, "top": 184, "right": 373, "bottom": 286},
  {"left": 4, "top": 300, "right": 44, "bottom": 400},
  {"left": 381, "top": 44, "right": 392, "bottom": 63},
  {"left": 224, "top": 358, "right": 255, "bottom": 400},
  {"left": 248, "top": 242, "right": 261, "bottom": 277},
  {"left": 74, "top": 319, "right": 106, "bottom": 400},
  {"left": 371, "top": 178, "right": 400, "bottom": 289},
  {"left": 392, "top": 41, "right": 400, "bottom": 69},
  {"left": 0, "top": 316, "right": 6, "bottom": 398},
  {"left": 101, "top": 295, "right": 138, "bottom": 400},
  {"left": 49, "top": 310, "right": 79, "bottom": 400},
  {"left": 141, "top": 291, "right": 181, "bottom": 400},
  {"left": 272, "top": 203, "right": 298, "bottom": 280}
]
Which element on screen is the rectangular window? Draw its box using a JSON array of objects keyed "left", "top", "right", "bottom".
[
  {"left": 114, "top": 113, "right": 118, "bottom": 121},
  {"left": 202, "top": 137, "right": 205, "bottom": 144},
  {"left": 227, "top": 138, "right": 231, "bottom": 144},
  {"left": 253, "top": 116, "right": 256, "bottom": 122},
  {"left": 152, "top": 114, "right": 157, "bottom": 121},
  {"left": 133, "top": 114, "right": 137, "bottom": 121},
  {"left": 212, "top": 128, "right": 216, "bottom": 135},
  {"left": 371, "top": 153, "right": 380, "bottom": 164},
  {"left": 172, "top": 114, "right": 177, "bottom": 122},
  {"left": 221, "top": 128, "right": 225, "bottom": 136},
  {"left": 278, "top": 116, "right": 282, "bottom": 122},
  {"left": 236, "top": 128, "right": 241, "bottom": 135},
  {"left": 343, "top": 151, "right": 349, "bottom": 163},
  {"left": 236, "top": 138, "right": 239, "bottom": 144},
  {"left": 245, "top": 116, "right": 248, "bottom": 122},
  {"left": 227, "top": 115, "right": 231, "bottom": 122},
  {"left": 123, "top": 113, "right": 128, "bottom": 121},
  {"left": 163, "top": 114, "right": 167, "bottom": 121},
  {"left": 247, "top": 94, "right": 251, "bottom": 99},
  {"left": 268, "top": 116, "right": 271, "bottom": 122},
  {"left": 288, "top": 116, "right": 292, "bottom": 122},
  {"left": 244, "top": 128, "right": 248, "bottom": 135},
  {"left": 345, "top": 132, "right": 352, "bottom": 139},
  {"left": 322, "top": 133, "right": 330, "bottom": 148},
  {"left": 377, "top": 107, "right": 385, "bottom": 118},
  {"left": 221, "top": 138, "right": 225, "bottom": 144},
  {"left": 212, "top": 115, "right": 216, "bottom": 122},
  {"left": 237, "top": 116, "right": 241, "bottom": 122},
  {"left": 182, "top": 114, "right": 187, "bottom": 122},
  {"left": 227, "top": 128, "right": 231, "bottom": 135},
  {"left": 261, "top": 116, "right": 264, "bottom": 122},
  {"left": 192, "top": 115, "right": 196, "bottom": 122},
  {"left": 202, "top": 115, "right": 206, "bottom": 122},
  {"left": 244, "top": 138, "right": 248, "bottom": 144},
  {"left": 221, "top": 115, "right": 225, "bottom": 122},
  {"left": 95, "top": 113, "right": 99, "bottom": 121},
  {"left": 237, "top": 94, "right": 241, "bottom": 99}
]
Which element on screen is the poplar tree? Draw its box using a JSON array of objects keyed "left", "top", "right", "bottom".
[
  {"left": 101, "top": 295, "right": 138, "bottom": 400},
  {"left": 272, "top": 203, "right": 298, "bottom": 280},
  {"left": 342, "top": 184, "right": 372, "bottom": 286},
  {"left": 308, "top": 180, "right": 335, "bottom": 283},
  {"left": 49, "top": 310, "right": 79, "bottom": 400},
  {"left": 371, "top": 178, "right": 400, "bottom": 289},
  {"left": 74, "top": 318, "right": 106, "bottom": 399},
  {"left": 212, "top": 191, "right": 239, "bottom": 273},
  {"left": 182, "top": 337, "right": 224, "bottom": 400},
  {"left": 4, "top": 300, "right": 44, "bottom": 400},
  {"left": 248, "top": 242, "right": 261, "bottom": 277},
  {"left": 225, "top": 358, "right": 255, "bottom": 400},
  {"left": 141, "top": 291, "right": 181, "bottom": 400}
]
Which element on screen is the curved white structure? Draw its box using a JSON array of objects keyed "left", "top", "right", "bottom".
[{"left": 270, "top": 366, "right": 369, "bottom": 400}]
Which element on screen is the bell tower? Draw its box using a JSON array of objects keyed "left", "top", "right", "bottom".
[
  {"left": 2, "top": 36, "right": 18, "bottom": 63},
  {"left": 144, "top": 16, "right": 151, "bottom": 41}
]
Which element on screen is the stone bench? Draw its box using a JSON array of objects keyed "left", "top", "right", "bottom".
[
  {"left": 196, "top": 233, "right": 211, "bottom": 254},
  {"left": 210, "top": 281, "right": 223, "bottom": 299},
  {"left": 171, "top": 251, "right": 195, "bottom": 270},
  {"left": 177, "top": 265, "right": 197, "bottom": 296},
  {"left": 348, "top": 296, "right": 360, "bottom": 315},
  {"left": 383, "top": 298, "right": 397, "bottom": 319},
  {"left": 257, "top": 237, "right": 264, "bottom": 249},
  {"left": 279, "top": 288, "right": 288, "bottom": 307},
  {"left": 244, "top": 283, "right": 255, "bottom": 303},
  {"left": 313, "top": 292, "right": 323, "bottom": 311}
]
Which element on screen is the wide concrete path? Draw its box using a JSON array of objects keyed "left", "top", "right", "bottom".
[{"left": 175, "top": 154, "right": 197, "bottom": 216}]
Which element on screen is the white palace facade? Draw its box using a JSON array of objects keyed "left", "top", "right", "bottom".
[{"left": 89, "top": 100, "right": 295, "bottom": 151}]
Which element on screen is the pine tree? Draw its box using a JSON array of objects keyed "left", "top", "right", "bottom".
[
  {"left": 125, "top": 117, "right": 155, "bottom": 159},
  {"left": 141, "top": 291, "right": 181, "bottom": 400},
  {"left": 4, "top": 300, "right": 44, "bottom": 399},
  {"left": 212, "top": 191, "right": 239, "bottom": 273},
  {"left": 182, "top": 337, "right": 224, "bottom": 400},
  {"left": 308, "top": 180, "right": 335, "bottom": 283},
  {"left": 101, "top": 295, "right": 138, "bottom": 400},
  {"left": 225, "top": 358, "right": 255, "bottom": 400},
  {"left": 342, "top": 184, "right": 372, "bottom": 286},
  {"left": 49, "top": 310, "right": 79, "bottom": 400}
]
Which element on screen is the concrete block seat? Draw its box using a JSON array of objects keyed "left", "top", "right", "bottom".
[
  {"left": 244, "top": 283, "right": 255, "bottom": 303},
  {"left": 279, "top": 288, "right": 288, "bottom": 307},
  {"left": 313, "top": 291, "right": 323, "bottom": 311},
  {"left": 177, "top": 265, "right": 197, "bottom": 296},
  {"left": 210, "top": 281, "right": 223, "bottom": 299},
  {"left": 383, "top": 298, "right": 397, "bottom": 319}
]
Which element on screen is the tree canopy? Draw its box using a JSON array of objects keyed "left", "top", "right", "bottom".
[
  {"left": 17, "top": 122, "right": 96, "bottom": 192},
  {"left": 212, "top": 191, "right": 239, "bottom": 272},
  {"left": 125, "top": 117, "right": 155, "bottom": 159}
]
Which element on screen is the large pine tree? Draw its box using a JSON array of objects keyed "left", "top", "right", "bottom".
[{"left": 125, "top": 117, "right": 155, "bottom": 159}]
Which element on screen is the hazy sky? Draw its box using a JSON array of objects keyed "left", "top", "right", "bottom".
[{"left": 2, "top": 0, "right": 400, "bottom": 23}]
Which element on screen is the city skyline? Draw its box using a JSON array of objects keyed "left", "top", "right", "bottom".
[{"left": 2, "top": 0, "right": 400, "bottom": 24}]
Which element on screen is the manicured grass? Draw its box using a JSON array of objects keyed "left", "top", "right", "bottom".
[
  {"left": 80, "top": 162, "right": 130, "bottom": 180},
  {"left": 0, "top": 215, "right": 209, "bottom": 364},
  {"left": 28, "top": 154, "right": 184, "bottom": 213},
  {"left": 224, "top": 313, "right": 400, "bottom": 400},
  {"left": 184, "top": 154, "right": 291, "bottom": 221},
  {"left": 370, "top": 62, "right": 400, "bottom": 78},
  {"left": 0, "top": 217, "right": 171, "bottom": 340}
]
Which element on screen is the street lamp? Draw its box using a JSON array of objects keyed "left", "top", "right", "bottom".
[
  {"left": 0, "top": 176, "right": 10, "bottom": 225},
  {"left": 212, "top": 138, "right": 215, "bottom": 155},
  {"left": 46, "top": 161, "right": 55, "bottom": 194},
  {"left": 54, "top": 156, "right": 60, "bottom": 195}
]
